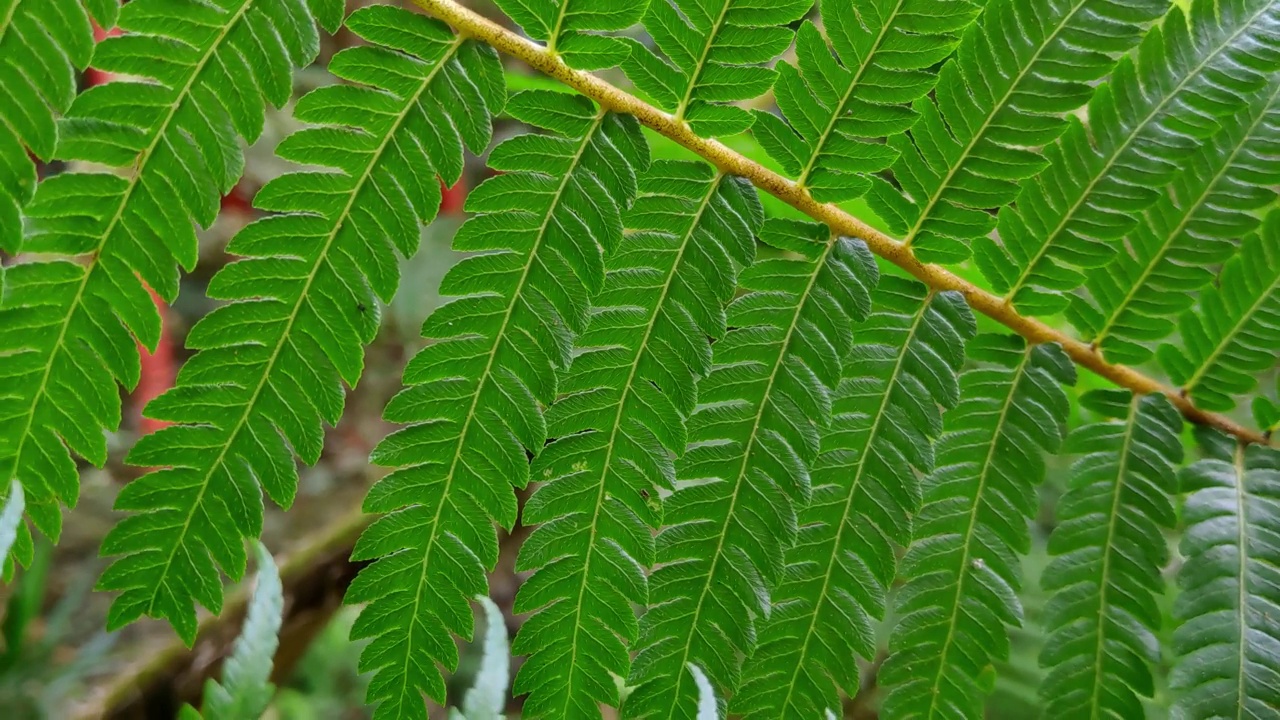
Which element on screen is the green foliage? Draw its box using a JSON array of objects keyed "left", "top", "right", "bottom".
[
  {"left": 0, "top": 480, "right": 22, "bottom": 579},
  {"left": 449, "top": 597, "right": 510, "bottom": 720},
  {"left": 511, "top": 161, "right": 761, "bottom": 717},
  {"left": 1171, "top": 433, "right": 1280, "bottom": 719},
  {"left": 98, "top": 3, "right": 504, "bottom": 645},
  {"left": 974, "top": 0, "right": 1280, "bottom": 315},
  {"left": 735, "top": 278, "right": 974, "bottom": 718},
  {"left": 880, "top": 336, "right": 1074, "bottom": 718},
  {"left": 495, "top": 0, "right": 649, "bottom": 68},
  {"left": 346, "top": 89, "right": 648, "bottom": 720},
  {"left": 1158, "top": 209, "right": 1280, "bottom": 412},
  {"left": 1039, "top": 390, "right": 1184, "bottom": 719}
]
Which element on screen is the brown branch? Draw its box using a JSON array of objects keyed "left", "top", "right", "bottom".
[{"left": 409, "top": 0, "right": 1271, "bottom": 446}]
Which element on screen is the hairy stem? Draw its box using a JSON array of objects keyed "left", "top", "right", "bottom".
[{"left": 407, "top": 0, "right": 1270, "bottom": 447}]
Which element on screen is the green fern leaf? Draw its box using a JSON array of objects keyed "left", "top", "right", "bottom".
[
  {"left": 1170, "top": 434, "right": 1280, "bottom": 719},
  {"left": 346, "top": 90, "right": 649, "bottom": 719},
  {"left": 1156, "top": 210, "right": 1280, "bottom": 413},
  {"left": 1068, "top": 78, "right": 1280, "bottom": 365},
  {"left": 753, "top": 0, "right": 980, "bottom": 204},
  {"left": 1254, "top": 378, "right": 1280, "bottom": 434},
  {"left": 495, "top": 0, "right": 649, "bottom": 69},
  {"left": 689, "top": 664, "right": 723, "bottom": 720},
  {"left": 733, "top": 277, "right": 974, "bottom": 718},
  {"left": 973, "top": 0, "right": 1280, "bottom": 316},
  {"left": 97, "top": 5, "right": 504, "bottom": 644},
  {"left": 0, "top": 0, "right": 324, "bottom": 572},
  {"left": 879, "top": 335, "right": 1075, "bottom": 718},
  {"left": 623, "top": 219, "right": 879, "bottom": 718},
  {"left": 511, "top": 161, "right": 762, "bottom": 717},
  {"left": 1039, "top": 390, "right": 1184, "bottom": 718},
  {"left": 624, "top": 0, "right": 813, "bottom": 136},
  {"left": 0, "top": 0, "right": 117, "bottom": 257},
  {"left": 866, "top": 0, "right": 1165, "bottom": 263}
]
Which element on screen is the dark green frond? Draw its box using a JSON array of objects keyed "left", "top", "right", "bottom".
[
  {"left": 97, "top": 6, "right": 504, "bottom": 643},
  {"left": 1157, "top": 210, "right": 1280, "bottom": 413},
  {"left": 880, "top": 336, "right": 1074, "bottom": 719},
  {"left": 0, "top": 0, "right": 117, "bottom": 257},
  {"left": 511, "top": 161, "right": 762, "bottom": 718},
  {"left": 624, "top": 219, "right": 879, "bottom": 719},
  {"left": 733, "top": 278, "right": 974, "bottom": 719},
  {"left": 974, "top": 0, "right": 1280, "bottom": 316},
  {"left": 345, "top": 90, "right": 648, "bottom": 719},
  {"left": 866, "top": 0, "right": 1164, "bottom": 263},
  {"left": 754, "top": 0, "right": 979, "bottom": 204},
  {"left": 495, "top": 0, "right": 649, "bottom": 69},
  {"left": 1069, "top": 78, "right": 1280, "bottom": 365},
  {"left": 0, "top": 0, "right": 323, "bottom": 572},
  {"left": 1039, "top": 390, "right": 1184, "bottom": 719},
  {"left": 1171, "top": 436, "right": 1280, "bottom": 719},
  {"left": 625, "top": 0, "right": 813, "bottom": 136}
]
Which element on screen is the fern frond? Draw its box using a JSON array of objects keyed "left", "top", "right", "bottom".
[
  {"left": 511, "top": 161, "right": 762, "bottom": 718},
  {"left": 345, "top": 90, "right": 649, "bottom": 719},
  {"left": 974, "top": 0, "right": 1280, "bottom": 316},
  {"left": 449, "top": 596, "right": 510, "bottom": 720},
  {"left": 1157, "top": 210, "right": 1280, "bottom": 414},
  {"left": 1039, "top": 390, "right": 1184, "bottom": 718},
  {"left": 733, "top": 277, "right": 974, "bottom": 719},
  {"left": 1254, "top": 378, "right": 1280, "bottom": 434},
  {"left": 624, "top": 0, "right": 813, "bottom": 136},
  {"left": 624, "top": 219, "right": 879, "bottom": 718},
  {"left": 0, "top": 0, "right": 118, "bottom": 256},
  {"left": 752, "top": 0, "right": 980, "bottom": 204},
  {"left": 880, "top": 335, "right": 1075, "bottom": 718},
  {"left": 1069, "top": 78, "right": 1280, "bottom": 365},
  {"left": 97, "top": 6, "right": 504, "bottom": 644},
  {"left": 1170, "top": 434, "right": 1280, "bottom": 719},
  {"left": 0, "top": 0, "right": 329, "bottom": 571},
  {"left": 495, "top": 0, "right": 648, "bottom": 68},
  {"left": 866, "top": 0, "right": 1165, "bottom": 263},
  {"left": 0, "top": 480, "right": 23, "bottom": 579}
]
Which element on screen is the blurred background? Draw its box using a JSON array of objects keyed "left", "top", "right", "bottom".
[{"left": 4, "top": 0, "right": 1273, "bottom": 717}]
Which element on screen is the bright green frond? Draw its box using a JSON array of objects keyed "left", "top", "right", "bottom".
[
  {"left": 1069, "top": 78, "right": 1280, "bottom": 365},
  {"left": 974, "top": 0, "right": 1280, "bottom": 316},
  {"left": 0, "top": 0, "right": 117, "bottom": 257},
  {"left": 754, "top": 0, "right": 980, "bottom": 204},
  {"left": 97, "top": 5, "right": 504, "bottom": 643},
  {"left": 624, "top": 219, "right": 879, "bottom": 718},
  {"left": 880, "top": 336, "right": 1075, "bottom": 719},
  {"left": 511, "top": 161, "right": 762, "bottom": 718},
  {"left": 345, "top": 90, "right": 649, "bottom": 720},
  {"left": 0, "top": 0, "right": 323, "bottom": 572},
  {"left": 1157, "top": 210, "right": 1280, "bottom": 413},
  {"left": 1039, "top": 390, "right": 1184, "bottom": 719},
  {"left": 1170, "top": 435, "right": 1280, "bottom": 719},
  {"left": 624, "top": 0, "right": 813, "bottom": 136},
  {"left": 867, "top": 0, "right": 1164, "bottom": 263},
  {"left": 733, "top": 277, "right": 974, "bottom": 719},
  {"left": 495, "top": 0, "right": 649, "bottom": 68}
]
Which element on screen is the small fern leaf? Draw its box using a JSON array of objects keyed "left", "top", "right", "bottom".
[
  {"left": 755, "top": 0, "right": 980, "bottom": 203},
  {"left": 625, "top": 0, "right": 813, "bottom": 136},
  {"left": 733, "top": 278, "right": 975, "bottom": 719},
  {"left": 974, "top": 0, "right": 1280, "bottom": 316},
  {"left": 346, "top": 90, "right": 648, "bottom": 719},
  {"left": 1039, "top": 390, "right": 1184, "bottom": 719},
  {"left": 98, "top": 5, "right": 504, "bottom": 643},
  {"left": 1171, "top": 435, "right": 1280, "bottom": 719},
  {"left": 1069, "top": 78, "right": 1280, "bottom": 365},
  {"left": 880, "top": 335, "right": 1075, "bottom": 719},
  {"left": 0, "top": 0, "right": 323, "bottom": 573},
  {"left": 1157, "top": 210, "right": 1280, "bottom": 414},
  {"left": 0, "top": 0, "right": 117, "bottom": 256},
  {"left": 511, "top": 161, "right": 762, "bottom": 718},
  {"left": 689, "top": 664, "right": 722, "bottom": 720},
  {"left": 1255, "top": 378, "right": 1280, "bottom": 434},
  {"left": 866, "top": 0, "right": 1165, "bottom": 263},
  {"left": 449, "top": 596, "right": 510, "bottom": 720},
  {"left": 197, "top": 541, "right": 284, "bottom": 720},
  {"left": 495, "top": 0, "right": 648, "bottom": 69},
  {"left": 624, "top": 219, "right": 879, "bottom": 718},
  {"left": 0, "top": 480, "right": 24, "bottom": 580}
]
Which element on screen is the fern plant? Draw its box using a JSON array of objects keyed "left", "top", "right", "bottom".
[{"left": 3, "top": 0, "right": 1280, "bottom": 718}]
